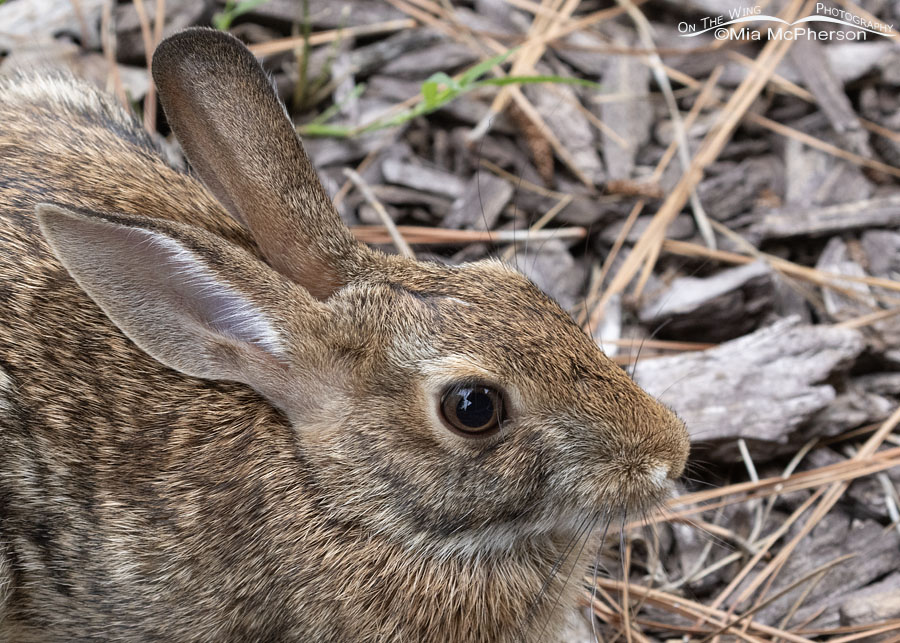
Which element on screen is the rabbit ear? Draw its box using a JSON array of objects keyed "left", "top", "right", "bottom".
[
  {"left": 36, "top": 203, "right": 332, "bottom": 413},
  {"left": 151, "top": 28, "right": 371, "bottom": 300}
]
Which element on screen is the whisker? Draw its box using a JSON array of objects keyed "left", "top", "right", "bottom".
[
  {"left": 590, "top": 511, "right": 615, "bottom": 642},
  {"left": 519, "top": 510, "right": 596, "bottom": 642},
  {"left": 534, "top": 510, "right": 602, "bottom": 643},
  {"left": 614, "top": 508, "right": 632, "bottom": 640},
  {"left": 680, "top": 475, "right": 719, "bottom": 490},
  {"left": 529, "top": 512, "right": 595, "bottom": 609},
  {"left": 629, "top": 317, "right": 672, "bottom": 381}
]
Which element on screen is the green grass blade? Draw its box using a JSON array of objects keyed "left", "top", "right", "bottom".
[
  {"left": 213, "top": 0, "right": 271, "bottom": 30},
  {"left": 458, "top": 47, "right": 520, "bottom": 86},
  {"left": 474, "top": 75, "right": 603, "bottom": 90}
]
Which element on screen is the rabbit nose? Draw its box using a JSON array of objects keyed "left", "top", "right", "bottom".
[{"left": 652, "top": 446, "right": 689, "bottom": 484}]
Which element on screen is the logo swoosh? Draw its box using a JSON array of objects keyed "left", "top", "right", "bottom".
[
  {"left": 681, "top": 14, "right": 894, "bottom": 37},
  {"left": 791, "top": 15, "right": 894, "bottom": 36},
  {"left": 681, "top": 15, "right": 787, "bottom": 37}
]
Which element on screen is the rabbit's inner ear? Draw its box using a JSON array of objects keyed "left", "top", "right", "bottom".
[
  {"left": 134, "top": 233, "right": 287, "bottom": 360},
  {"left": 35, "top": 204, "right": 320, "bottom": 405}
]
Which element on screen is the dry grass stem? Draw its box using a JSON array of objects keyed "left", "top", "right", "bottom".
[
  {"left": 344, "top": 169, "right": 416, "bottom": 259},
  {"left": 351, "top": 224, "right": 587, "bottom": 245},
  {"left": 247, "top": 20, "right": 418, "bottom": 57}
]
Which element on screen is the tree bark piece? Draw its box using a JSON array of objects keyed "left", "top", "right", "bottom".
[
  {"left": 638, "top": 261, "right": 774, "bottom": 343},
  {"left": 381, "top": 158, "right": 467, "bottom": 199},
  {"left": 444, "top": 174, "right": 513, "bottom": 230},
  {"left": 751, "top": 194, "right": 900, "bottom": 240},
  {"left": 741, "top": 514, "right": 900, "bottom": 628},
  {"left": 634, "top": 317, "right": 864, "bottom": 459},
  {"left": 788, "top": 39, "right": 873, "bottom": 159},
  {"left": 598, "top": 48, "right": 652, "bottom": 181}
]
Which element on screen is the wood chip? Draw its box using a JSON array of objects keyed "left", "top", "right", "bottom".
[
  {"left": 751, "top": 194, "right": 900, "bottom": 240},
  {"left": 598, "top": 49, "right": 652, "bottom": 181},
  {"left": 444, "top": 173, "right": 513, "bottom": 230},
  {"left": 332, "top": 29, "right": 443, "bottom": 78},
  {"left": 381, "top": 41, "right": 478, "bottom": 77},
  {"left": 303, "top": 131, "right": 397, "bottom": 167},
  {"left": 553, "top": 30, "right": 607, "bottom": 79},
  {"left": 788, "top": 38, "right": 872, "bottom": 160},
  {"left": 593, "top": 294, "right": 622, "bottom": 358},
  {"left": 744, "top": 513, "right": 900, "bottom": 628},
  {"left": 816, "top": 237, "right": 876, "bottom": 322},
  {"left": 807, "top": 391, "right": 895, "bottom": 439},
  {"left": 696, "top": 157, "right": 784, "bottom": 226},
  {"left": 720, "top": 41, "right": 896, "bottom": 87},
  {"left": 634, "top": 317, "right": 864, "bottom": 458},
  {"left": 524, "top": 75, "right": 604, "bottom": 185},
  {"left": 115, "top": 0, "right": 208, "bottom": 64},
  {"left": 638, "top": 261, "right": 775, "bottom": 342},
  {"left": 861, "top": 230, "right": 900, "bottom": 279},
  {"left": 782, "top": 139, "right": 874, "bottom": 208},
  {"left": 381, "top": 158, "right": 468, "bottom": 199},
  {"left": 244, "top": 0, "right": 406, "bottom": 28},
  {"left": 840, "top": 572, "right": 900, "bottom": 628},
  {"left": 515, "top": 239, "right": 583, "bottom": 311},
  {"left": 600, "top": 214, "right": 695, "bottom": 245},
  {"left": 0, "top": 0, "right": 104, "bottom": 50}
]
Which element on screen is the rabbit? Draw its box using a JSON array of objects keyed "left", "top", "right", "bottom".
[{"left": 0, "top": 27, "right": 689, "bottom": 643}]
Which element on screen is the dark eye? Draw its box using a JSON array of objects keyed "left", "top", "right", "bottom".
[{"left": 439, "top": 383, "right": 504, "bottom": 436}]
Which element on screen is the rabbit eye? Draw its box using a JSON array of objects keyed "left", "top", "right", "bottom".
[{"left": 440, "top": 383, "right": 504, "bottom": 436}]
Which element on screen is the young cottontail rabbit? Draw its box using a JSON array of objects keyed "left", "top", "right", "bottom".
[{"left": 0, "top": 28, "right": 689, "bottom": 642}]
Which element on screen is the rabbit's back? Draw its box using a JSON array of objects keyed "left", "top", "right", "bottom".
[
  {"left": 0, "top": 75, "right": 254, "bottom": 246},
  {"left": 0, "top": 73, "right": 262, "bottom": 408}
]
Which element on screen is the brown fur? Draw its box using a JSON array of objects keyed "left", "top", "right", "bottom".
[{"left": 0, "top": 29, "right": 689, "bottom": 642}]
